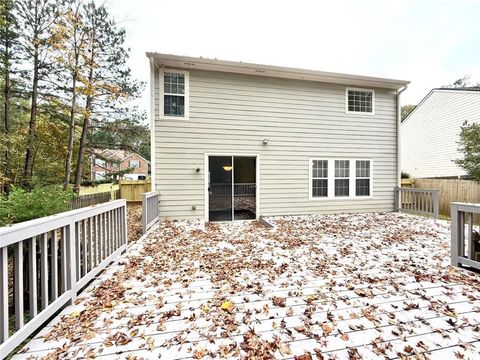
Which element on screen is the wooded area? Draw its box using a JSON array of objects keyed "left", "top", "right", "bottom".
[{"left": 0, "top": 0, "right": 149, "bottom": 196}]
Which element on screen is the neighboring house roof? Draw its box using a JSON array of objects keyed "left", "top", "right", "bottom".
[
  {"left": 91, "top": 149, "right": 150, "bottom": 164},
  {"left": 146, "top": 52, "right": 409, "bottom": 90},
  {"left": 402, "top": 88, "right": 480, "bottom": 124}
]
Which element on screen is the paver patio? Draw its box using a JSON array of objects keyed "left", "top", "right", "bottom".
[{"left": 13, "top": 213, "right": 480, "bottom": 359}]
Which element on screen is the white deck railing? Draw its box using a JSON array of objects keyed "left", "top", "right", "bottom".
[
  {"left": 451, "top": 202, "right": 480, "bottom": 271},
  {"left": 394, "top": 186, "right": 440, "bottom": 219},
  {"left": 0, "top": 200, "right": 128, "bottom": 358},
  {"left": 142, "top": 191, "right": 159, "bottom": 234},
  {"left": 209, "top": 183, "right": 256, "bottom": 197}
]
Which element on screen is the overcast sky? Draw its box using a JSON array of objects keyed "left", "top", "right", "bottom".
[{"left": 106, "top": 0, "right": 480, "bottom": 117}]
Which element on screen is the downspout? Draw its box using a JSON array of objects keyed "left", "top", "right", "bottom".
[
  {"left": 396, "top": 84, "right": 408, "bottom": 187},
  {"left": 149, "top": 57, "right": 156, "bottom": 191}
]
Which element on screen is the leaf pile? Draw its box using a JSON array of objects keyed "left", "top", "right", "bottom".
[{"left": 23, "top": 213, "right": 480, "bottom": 359}]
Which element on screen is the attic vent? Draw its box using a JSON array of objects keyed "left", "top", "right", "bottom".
[
  {"left": 255, "top": 69, "right": 265, "bottom": 73},
  {"left": 184, "top": 62, "right": 195, "bottom": 66}
]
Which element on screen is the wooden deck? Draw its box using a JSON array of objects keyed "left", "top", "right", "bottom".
[{"left": 12, "top": 213, "right": 480, "bottom": 359}]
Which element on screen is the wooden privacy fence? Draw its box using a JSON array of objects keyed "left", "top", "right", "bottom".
[
  {"left": 142, "top": 191, "right": 159, "bottom": 234},
  {"left": 70, "top": 190, "right": 120, "bottom": 210},
  {"left": 413, "top": 178, "right": 480, "bottom": 216},
  {"left": 119, "top": 179, "right": 151, "bottom": 202},
  {"left": 394, "top": 186, "right": 440, "bottom": 219},
  {"left": 451, "top": 202, "right": 480, "bottom": 270},
  {"left": 0, "top": 200, "right": 128, "bottom": 358}
]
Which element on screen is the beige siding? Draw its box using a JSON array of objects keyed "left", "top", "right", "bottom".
[
  {"left": 401, "top": 90, "right": 480, "bottom": 178},
  {"left": 154, "top": 68, "right": 398, "bottom": 219}
]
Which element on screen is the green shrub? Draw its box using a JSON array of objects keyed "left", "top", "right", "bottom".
[{"left": 0, "top": 186, "right": 74, "bottom": 226}]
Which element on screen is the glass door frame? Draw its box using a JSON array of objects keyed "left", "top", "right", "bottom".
[{"left": 204, "top": 153, "right": 259, "bottom": 222}]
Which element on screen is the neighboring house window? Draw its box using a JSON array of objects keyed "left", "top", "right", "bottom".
[
  {"left": 161, "top": 70, "right": 189, "bottom": 118},
  {"left": 346, "top": 88, "right": 374, "bottom": 114},
  {"left": 95, "top": 158, "right": 106, "bottom": 167},
  {"left": 95, "top": 171, "right": 105, "bottom": 180},
  {"left": 311, "top": 160, "right": 328, "bottom": 197},
  {"left": 310, "top": 159, "right": 372, "bottom": 199},
  {"left": 112, "top": 162, "right": 119, "bottom": 168},
  {"left": 334, "top": 160, "right": 350, "bottom": 197},
  {"left": 129, "top": 160, "right": 140, "bottom": 168},
  {"left": 356, "top": 160, "right": 371, "bottom": 196}
]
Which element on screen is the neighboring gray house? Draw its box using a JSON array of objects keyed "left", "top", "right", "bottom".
[
  {"left": 401, "top": 88, "right": 480, "bottom": 178},
  {"left": 147, "top": 53, "right": 409, "bottom": 221}
]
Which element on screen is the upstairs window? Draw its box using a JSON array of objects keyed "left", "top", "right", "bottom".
[
  {"left": 346, "top": 88, "right": 374, "bottom": 114},
  {"left": 129, "top": 160, "right": 140, "bottom": 168},
  {"left": 161, "top": 70, "right": 189, "bottom": 118}
]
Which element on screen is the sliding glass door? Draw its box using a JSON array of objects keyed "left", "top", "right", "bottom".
[
  {"left": 208, "top": 156, "right": 256, "bottom": 221},
  {"left": 208, "top": 156, "right": 233, "bottom": 221}
]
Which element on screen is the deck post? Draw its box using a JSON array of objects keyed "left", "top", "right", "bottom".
[
  {"left": 67, "top": 221, "right": 78, "bottom": 302},
  {"left": 394, "top": 186, "right": 400, "bottom": 212}
]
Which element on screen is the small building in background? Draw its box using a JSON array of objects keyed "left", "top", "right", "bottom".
[
  {"left": 90, "top": 149, "right": 149, "bottom": 181},
  {"left": 401, "top": 88, "right": 480, "bottom": 178}
]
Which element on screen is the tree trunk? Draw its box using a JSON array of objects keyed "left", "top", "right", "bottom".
[
  {"left": 2, "top": 19, "right": 11, "bottom": 194},
  {"left": 73, "top": 57, "right": 94, "bottom": 194},
  {"left": 63, "top": 70, "right": 78, "bottom": 191},
  {"left": 22, "top": 2, "right": 40, "bottom": 190},
  {"left": 22, "top": 49, "right": 39, "bottom": 190}
]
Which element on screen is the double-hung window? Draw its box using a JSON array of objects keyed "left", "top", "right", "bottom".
[
  {"left": 334, "top": 160, "right": 350, "bottom": 197},
  {"left": 355, "top": 160, "right": 371, "bottom": 196},
  {"left": 161, "top": 70, "right": 189, "bottom": 118},
  {"left": 310, "top": 159, "right": 372, "bottom": 199},
  {"left": 346, "top": 87, "right": 374, "bottom": 114},
  {"left": 312, "top": 160, "right": 328, "bottom": 197}
]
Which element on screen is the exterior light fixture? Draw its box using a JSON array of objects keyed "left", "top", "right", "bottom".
[
  {"left": 263, "top": 138, "right": 269, "bottom": 145},
  {"left": 223, "top": 165, "right": 233, "bottom": 171}
]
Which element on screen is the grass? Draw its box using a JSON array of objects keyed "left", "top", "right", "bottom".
[{"left": 79, "top": 183, "right": 119, "bottom": 195}]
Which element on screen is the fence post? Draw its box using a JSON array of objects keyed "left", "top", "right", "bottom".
[
  {"left": 67, "top": 221, "right": 77, "bottom": 302},
  {"left": 142, "top": 192, "right": 147, "bottom": 235},
  {"left": 394, "top": 186, "right": 400, "bottom": 212},
  {"left": 432, "top": 190, "right": 440, "bottom": 219}
]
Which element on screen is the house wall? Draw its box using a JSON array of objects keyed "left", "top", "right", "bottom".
[
  {"left": 401, "top": 90, "right": 480, "bottom": 178},
  {"left": 120, "top": 154, "right": 149, "bottom": 175},
  {"left": 153, "top": 68, "right": 398, "bottom": 219}
]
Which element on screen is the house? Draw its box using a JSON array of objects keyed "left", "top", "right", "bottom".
[
  {"left": 401, "top": 88, "right": 480, "bottom": 178},
  {"left": 147, "top": 53, "right": 409, "bottom": 221},
  {"left": 90, "top": 149, "right": 149, "bottom": 181}
]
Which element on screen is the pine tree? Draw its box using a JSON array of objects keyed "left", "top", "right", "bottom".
[
  {"left": 0, "top": 0, "right": 18, "bottom": 193},
  {"left": 51, "top": 0, "right": 89, "bottom": 190},
  {"left": 16, "top": 0, "right": 60, "bottom": 189},
  {"left": 73, "top": 1, "right": 142, "bottom": 192}
]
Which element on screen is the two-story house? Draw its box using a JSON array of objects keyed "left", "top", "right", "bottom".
[
  {"left": 90, "top": 149, "right": 149, "bottom": 180},
  {"left": 147, "top": 53, "right": 409, "bottom": 221}
]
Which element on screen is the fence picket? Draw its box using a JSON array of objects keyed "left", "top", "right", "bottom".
[
  {"left": 28, "top": 237, "right": 38, "bottom": 318},
  {"left": 14, "top": 242, "right": 24, "bottom": 330},
  {"left": 0, "top": 247, "right": 8, "bottom": 343},
  {"left": 40, "top": 234, "right": 48, "bottom": 310}
]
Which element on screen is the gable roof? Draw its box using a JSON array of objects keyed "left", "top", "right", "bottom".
[
  {"left": 146, "top": 53, "right": 409, "bottom": 90},
  {"left": 402, "top": 88, "right": 480, "bottom": 124},
  {"left": 91, "top": 149, "right": 150, "bottom": 164}
]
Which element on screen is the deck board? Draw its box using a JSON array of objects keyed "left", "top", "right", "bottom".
[{"left": 12, "top": 213, "right": 480, "bottom": 359}]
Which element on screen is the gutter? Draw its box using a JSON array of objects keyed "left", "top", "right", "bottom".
[{"left": 396, "top": 84, "right": 408, "bottom": 187}]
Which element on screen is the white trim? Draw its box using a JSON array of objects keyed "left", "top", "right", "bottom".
[
  {"left": 345, "top": 87, "right": 375, "bottom": 115},
  {"left": 159, "top": 68, "right": 189, "bottom": 120},
  {"left": 308, "top": 158, "right": 373, "bottom": 201},
  {"left": 149, "top": 58, "right": 156, "bottom": 190},
  {"left": 147, "top": 52, "right": 410, "bottom": 90},
  {"left": 204, "top": 153, "right": 260, "bottom": 222}
]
